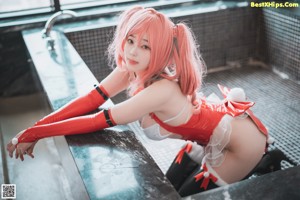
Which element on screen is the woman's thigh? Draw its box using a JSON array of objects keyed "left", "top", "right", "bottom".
[{"left": 213, "top": 117, "right": 267, "bottom": 183}]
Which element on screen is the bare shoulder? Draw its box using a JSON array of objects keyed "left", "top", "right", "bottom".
[
  {"left": 111, "top": 79, "right": 179, "bottom": 124},
  {"left": 146, "top": 79, "right": 180, "bottom": 106},
  {"left": 147, "top": 79, "right": 178, "bottom": 94}
]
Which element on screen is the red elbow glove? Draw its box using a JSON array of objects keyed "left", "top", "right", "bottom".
[
  {"left": 12, "top": 109, "right": 116, "bottom": 144},
  {"left": 35, "top": 85, "right": 109, "bottom": 126}
]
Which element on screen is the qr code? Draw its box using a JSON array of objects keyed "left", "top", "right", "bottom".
[{"left": 1, "top": 184, "right": 16, "bottom": 199}]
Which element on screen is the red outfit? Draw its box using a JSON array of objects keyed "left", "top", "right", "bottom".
[
  {"left": 12, "top": 85, "right": 113, "bottom": 145},
  {"left": 166, "top": 85, "right": 270, "bottom": 196},
  {"left": 15, "top": 110, "right": 115, "bottom": 143},
  {"left": 35, "top": 85, "right": 109, "bottom": 126},
  {"left": 150, "top": 85, "right": 268, "bottom": 146}
]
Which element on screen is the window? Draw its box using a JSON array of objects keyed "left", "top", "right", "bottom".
[
  {"left": 60, "top": 0, "right": 137, "bottom": 11},
  {"left": 0, "top": 0, "right": 201, "bottom": 20},
  {"left": 0, "top": 0, "right": 51, "bottom": 13},
  {"left": 0, "top": 0, "right": 140, "bottom": 19},
  {"left": 61, "top": 0, "right": 123, "bottom": 7},
  {"left": 0, "top": 0, "right": 52, "bottom": 18}
]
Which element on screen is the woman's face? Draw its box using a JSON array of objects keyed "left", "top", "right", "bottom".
[{"left": 124, "top": 34, "right": 151, "bottom": 75}]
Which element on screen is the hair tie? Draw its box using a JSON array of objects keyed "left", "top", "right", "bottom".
[
  {"left": 146, "top": 8, "right": 159, "bottom": 15},
  {"left": 173, "top": 25, "right": 178, "bottom": 38},
  {"left": 173, "top": 25, "right": 179, "bottom": 56}
]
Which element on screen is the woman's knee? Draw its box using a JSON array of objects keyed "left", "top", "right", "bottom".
[
  {"left": 166, "top": 142, "right": 202, "bottom": 190},
  {"left": 178, "top": 162, "right": 226, "bottom": 197}
]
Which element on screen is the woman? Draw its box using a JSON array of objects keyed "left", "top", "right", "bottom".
[{"left": 7, "top": 6, "right": 272, "bottom": 196}]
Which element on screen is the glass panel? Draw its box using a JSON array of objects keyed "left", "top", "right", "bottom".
[
  {"left": 60, "top": 0, "right": 134, "bottom": 9},
  {"left": 0, "top": 0, "right": 51, "bottom": 13},
  {"left": 61, "top": 0, "right": 111, "bottom": 5}
]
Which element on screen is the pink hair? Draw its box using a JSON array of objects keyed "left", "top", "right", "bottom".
[{"left": 107, "top": 6, "right": 206, "bottom": 104}]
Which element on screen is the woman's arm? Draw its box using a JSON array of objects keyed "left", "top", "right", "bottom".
[
  {"left": 8, "top": 67, "right": 131, "bottom": 160},
  {"left": 111, "top": 79, "right": 174, "bottom": 124},
  {"left": 13, "top": 79, "right": 172, "bottom": 143},
  {"left": 35, "top": 67, "right": 130, "bottom": 126},
  {"left": 100, "top": 67, "right": 131, "bottom": 98},
  {"left": 7, "top": 79, "right": 173, "bottom": 160}
]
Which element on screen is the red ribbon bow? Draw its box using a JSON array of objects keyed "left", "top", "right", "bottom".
[
  {"left": 217, "top": 84, "right": 255, "bottom": 117},
  {"left": 175, "top": 143, "right": 192, "bottom": 164},
  {"left": 218, "top": 84, "right": 268, "bottom": 143},
  {"left": 194, "top": 164, "right": 218, "bottom": 190}
]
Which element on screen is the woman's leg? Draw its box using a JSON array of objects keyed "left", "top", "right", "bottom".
[
  {"left": 213, "top": 117, "right": 267, "bottom": 183},
  {"left": 177, "top": 161, "right": 226, "bottom": 197},
  {"left": 166, "top": 142, "right": 204, "bottom": 190},
  {"left": 178, "top": 117, "right": 267, "bottom": 197}
]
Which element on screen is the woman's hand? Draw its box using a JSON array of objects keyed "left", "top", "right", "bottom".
[
  {"left": 6, "top": 141, "right": 37, "bottom": 161},
  {"left": 6, "top": 130, "right": 37, "bottom": 161}
]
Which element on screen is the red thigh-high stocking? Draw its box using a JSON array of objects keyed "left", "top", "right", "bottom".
[
  {"left": 12, "top": 109, "right": 115, "bottom": 145},
  {"left": 35, "top": 85, "right": 109, "bottom": 126}
]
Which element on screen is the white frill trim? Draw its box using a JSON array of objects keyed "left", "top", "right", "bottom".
[
  {"left": 204, "top": 114, "right": 233, "bottom": 167},
  {"left": 201, "top": 91, "right": 247, "bottom": 167}
]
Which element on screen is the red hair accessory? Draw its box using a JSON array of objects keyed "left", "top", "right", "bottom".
[
  {"left": 194, "top": 164, "right": 218, "bottom": 190},
  {"left": 175, "top": 142, "right": 193, "bottom": 164}
]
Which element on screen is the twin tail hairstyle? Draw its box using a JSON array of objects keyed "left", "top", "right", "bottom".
[{"left": 107, "top": 6, "right": 206, "bottom": 105}]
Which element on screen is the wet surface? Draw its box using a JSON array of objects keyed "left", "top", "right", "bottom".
[
  {"left": 22, "top": 29, "right": 180, "bottom": 199},
  {"left": 67, "top": 128, "right": 179, "bottom": 199}
]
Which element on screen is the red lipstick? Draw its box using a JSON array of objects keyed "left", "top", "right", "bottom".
[{"left": 127, "top": 58, "right": 139, "bottom": 65}]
